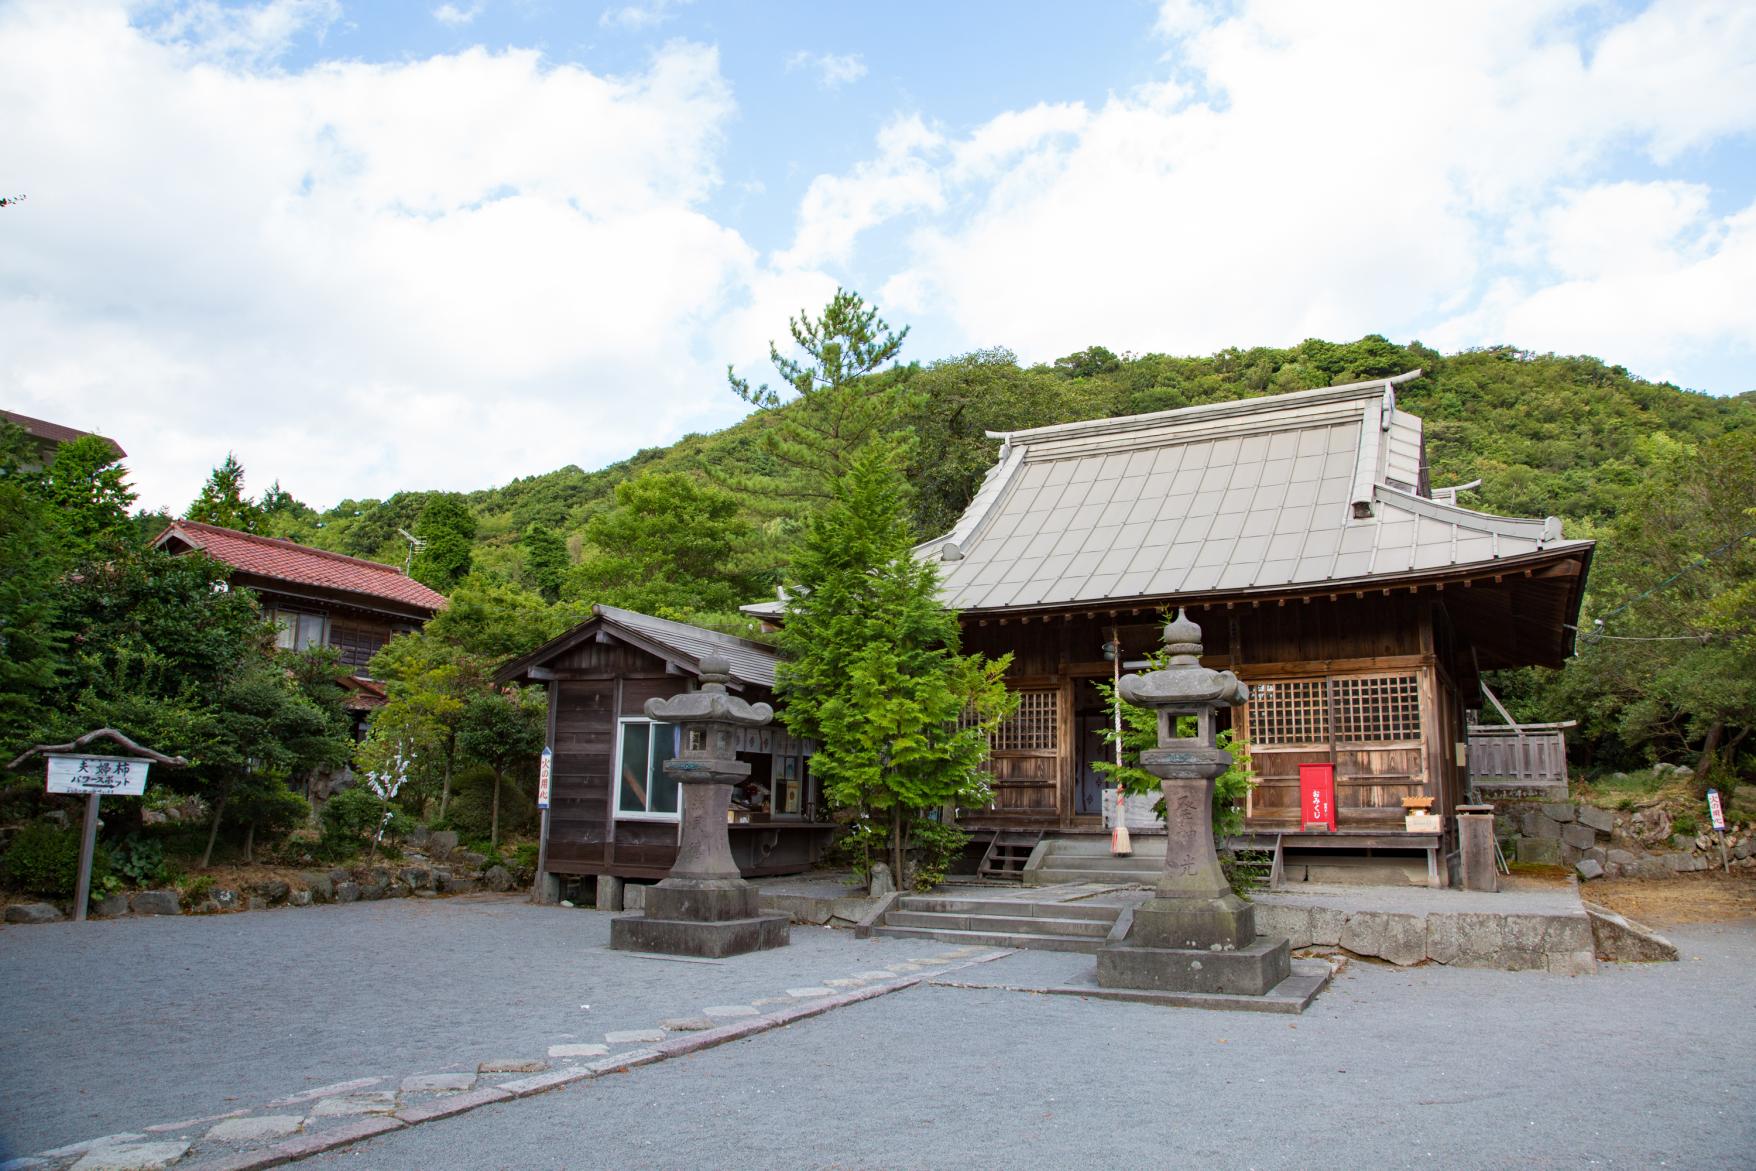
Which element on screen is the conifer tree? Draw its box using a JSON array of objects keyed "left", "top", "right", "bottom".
[
  {"left": 721, "top": 288, "right": 918, "bottom": 513},
  {"left": 187, "top": 453, "right": 263, "bottom": 532},
  {"left": 775, "top": 439, "right": 1013, "bottom": 888},
  {"left": 519, "top": 524, "right": 569, "bottom": 603}
]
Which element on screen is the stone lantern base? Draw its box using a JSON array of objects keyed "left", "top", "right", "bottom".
[
  {"left": 609, "top": 879, "right": 790, "bottom": 959},
  {"left": 1095, "top": 895, "right": 1291, "bottom": 997}
]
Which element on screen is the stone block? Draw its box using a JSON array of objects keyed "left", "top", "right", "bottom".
[
  {"left": 479, "top": 1058, "right": 547, "bottom": 1073},
  {"left": 213, "top": 889, "right": 240, "bottom": 911},
  {"left": 335, "top": 881, "right": 361, "bottom": 903},
  {"left": 1338, "top": 911, "right": 1426, "bottom": 966},
  {"left": 290, "top": 889, "right": 312, "bottom": 907},
  {"left": 1562, "top": 822, "right": 1598, "bottom": 850},
  {"left": 1584, "top": 902, "right": 1679, "bottom": 963},
  {"left": 5, "top": 901, "right": 64, "bottom": 924},
  {"left": 246, "top": 895, "right": 269, "bottom": 912},
  {"left": 1606, "top": 848, "right": 1637, "bottom": 867},
  {"left": 398, "top": 867, "right": 432, "bottom": 890},
  {"left": 1632, "top": 856, "right": 1670, "bottom": 880},
  {"left": 129, "top": 889, "right": 180, "bottom": 916},
  {"left": 401, "top": 1072, "right": 476, "bottom": 1093},
  {"left": 1515, "top": 838, "right": 1562, "bottom": 865},
  {"left": 623, "top": 882, "right": 648, "bottom": 911},
  {"left": 249, "top": 879, "right": 291, "bottom": 904},
  {"left": 386, "top": 881, "right": 412, "bottom": 899},
  {"left": 93, "top": 893, "right": 131, "bottom": 919},
  {"left": 426, "top": 830, "right": 458, "bottom": 860},
  {"left": 1308, "top": 907, "right": 1348, "bottom": 947},
  {"left": 1577, "top": 805, "right": 1616, "bottom": 834},
  {"left": 1096, "top": 936, "right": 1292, "bottom": 996},
  {"left": 610, "top": 912, "right": 790, "bottom": 957},
  {"left": 1541, "top": 802, "right": 1576, "bottom": 823},
  {"left": 1251, "top": 904, "right": 1312, "bottom": 949},
  {"left": 300, "top": 872, "right": 334, "bottom": 902},
  {"left": 205, "top": 1114, "right": 303, "bottom": 1143},
  {"left": 1575, "top": 859, "right": 1605, "bottom": 880},
  {"left": 549, "top": 1043, "right": 609, "bottom": 1058},
  {"left": 1546, "top": 949, "right": 1597, "bottom": 976},
  {"left": 482, "top": 865, "right": 515, "bottom": 892},
  {"left": 1736, "top": 839, "right": 1753, "bottom": 860},
  {"left": 443, "top": 876, "right": 478, "bottom": 895},
  {"left": 453, "top": 850, "right": 488, "bottom": 870},
  {"left": 604, "top": 1030, "right": 666, "bottom": 1045},
  {"left": 69, "top": 1140, "right": 190, "bottom": 1170},
  {"left": 1663, "top": 852, "right": 1693, "bottom": 872},
  {"left": 1426, "top": 912, "right": 1504, "bottom": 966},
  {"left": 1129, "top": 894, "right": 1256, "bottom": 951},
  {"left": 308, "top": 1091, "right": 397, "bottom": 1117}
]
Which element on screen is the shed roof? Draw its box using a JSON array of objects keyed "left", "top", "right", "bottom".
[
  {"left": 497, "top": 604, "right": 781, "bottom": 691},
  {"left": 153, "top": 520, "right": 448, "bottom": 614},
  {"left": 923, "top": 370, "right": 1592, "bottom": 613},
  {"left": 2, "top": 409, "right": 126, "bottom": 457}
]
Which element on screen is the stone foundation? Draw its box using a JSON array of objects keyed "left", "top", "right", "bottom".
[
  {"left": 1096, "top": 936, "right": 1292, "bottom": 996},
  {"left": 609, "top": 912, "right": 790, "bottom": 958}
]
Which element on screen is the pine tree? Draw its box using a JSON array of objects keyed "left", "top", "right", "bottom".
[
  {"left": 187, "top": 453, "right": 263, "bottom": 532},
  {"left": 720, "top": 289, "right": 919, "bottom": 515},
  {"left": 409, "top": 493, "right": 476, "bottom": 592},
  {"left": 775, "top": 439, "right": 1013, "bottom": 888}
]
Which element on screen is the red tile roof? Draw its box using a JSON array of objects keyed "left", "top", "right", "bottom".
[
  {"left": 2, "top": 409, "right": 126, "bottom": 457},
  {"left": 154, "top": 520, "right": 447, "bottom": 613}
]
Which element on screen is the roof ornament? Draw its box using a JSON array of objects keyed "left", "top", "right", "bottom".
[
  {"left": 1381, "top": 380, "right": 1396, "bottom": 430},
  {"left": 941, "top": 540, "right": 964, "bottom": 562}
]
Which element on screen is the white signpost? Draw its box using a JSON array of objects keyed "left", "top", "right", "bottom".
[
  {"left": 1707, "top": 789, "right": 1730, "bottom": 874},
  {"left": 47, "top": 754, "right": 151, "bottom": 796},
  {"left": 533, "top": 747, "right": 553, "bottom": 904}
]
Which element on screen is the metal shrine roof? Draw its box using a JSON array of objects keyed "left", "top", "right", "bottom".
[
  {"left": 498, "top": 604, "right": 781, "bottom": 691},
  {"left": 922, "top": 370, "right": 1592, "bottom": 613}
]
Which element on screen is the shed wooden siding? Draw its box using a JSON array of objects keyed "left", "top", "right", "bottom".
[{"left": 958, "top": 594, "right": 1472, "bottom": 832}]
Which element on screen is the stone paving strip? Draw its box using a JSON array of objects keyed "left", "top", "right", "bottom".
[{"left": 5, "top": 947, "right": 1007, "bottom": 1171}]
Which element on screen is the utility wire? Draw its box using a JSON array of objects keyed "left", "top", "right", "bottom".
[{"left": 1587, "top": 524, "right": 1756, "bottom": 630}]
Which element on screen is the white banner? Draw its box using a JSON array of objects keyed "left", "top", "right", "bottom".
[{"left": 46, "top": 754, "right": 150, "bottom": 796}]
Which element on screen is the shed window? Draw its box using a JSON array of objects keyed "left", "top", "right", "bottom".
[
  {"left": 983, "top": 688, "right": 1060, "bottom": 752},
  {"left": 1248, "top": 674, "right": 1422, "bottom": 747},
  {"left": 616, "top": 719, "right": 680, "bottom": 820}
]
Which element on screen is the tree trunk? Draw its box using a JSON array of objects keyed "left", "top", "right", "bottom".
[
  {"left": 439, "top": 732, "right": 456, "bottom": 822},
  {"left": 890, "top": 804, "right": 905, "bottom": 893},
  {"left": 491, "top": 767, "right": 502, "bottom": 849},
  {"left": 200, "top": 784, "right": 230, "bottom": 869},
  {"left": 1695, "top": 721, "right": 1724, "bottom": 793},
  {"left": 242, "top": 821, "right": 255, "bottom": 864}
]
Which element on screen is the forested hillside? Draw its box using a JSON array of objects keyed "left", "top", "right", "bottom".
[{"left": 169, "top": 333, "right": 1754, "bottom": 785}]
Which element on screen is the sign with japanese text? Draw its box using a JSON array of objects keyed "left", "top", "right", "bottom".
[
  {"left": 536, "top": 747, "right": 553, "bottom": 809},
  {"left": 1707, "top": 789, "right": 1726, "bottom": 833},
  {"left": 1299, "top": 763, "right": 1336, "bottom": 831},
  {"left": 46, "top": 754, "right": 150, "bottom": 796}
]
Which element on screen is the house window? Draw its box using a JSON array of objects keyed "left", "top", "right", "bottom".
[
  {"left": 616, "top": 719, "right": 680, "bottom": 820},
  {"left": 272, "top": 609, "right": 327, "bottom": 651},
  {"left": 329, "top": 623, "right": 389, "bottom": 671},
  {"left": 1247, "top": 679, "right": 1329, "bottom": 746}
]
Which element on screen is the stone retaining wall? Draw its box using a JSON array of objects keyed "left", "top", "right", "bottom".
[
  {"left": 1253, "top": 901, "right": 1597, "bottom": 975},
  {"left": 1499, "top": 799, "right": 1752, "bottom": 882}
]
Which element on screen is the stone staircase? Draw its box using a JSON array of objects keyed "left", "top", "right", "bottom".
[
  {"left": 1023, "top": 835, "right": 1164, "bottom": 886},
  {"left": 872, "top": 892, "right": 1122, "bottom": 952}
]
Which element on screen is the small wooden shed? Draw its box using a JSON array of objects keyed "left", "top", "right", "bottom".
[{"left": 495, "top": 605, "right": 836, "bottom": 882}]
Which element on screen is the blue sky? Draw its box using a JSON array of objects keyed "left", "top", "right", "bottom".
[{"left": 2, "top": 0, "right": 1753, "bottom": 511}]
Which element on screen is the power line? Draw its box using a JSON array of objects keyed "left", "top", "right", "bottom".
[{"left": 1587, "top": 524, "right": 1756, "bottom": 631}]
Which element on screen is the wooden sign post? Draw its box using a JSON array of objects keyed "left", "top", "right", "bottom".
[
  {"left": 1707, "top": 788, "right": 1730, "bottom": 875},
  {"left": 532, "top": 746, "right": 553, "bottom": 904},
  {"left": 7, "top": 729, "right": 188, "bottom": 922}
]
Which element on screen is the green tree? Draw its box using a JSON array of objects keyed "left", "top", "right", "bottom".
[
  {"left": 520, "top": 524, "right": 569, "bottom": 603},
  {"left": 0, "top": 422, "right": 67, "bottom": 747},
  {"left": 721, "top": 288, "right": 917, "bottom": 512},
  {"left": 456, "top": 687, "right": 546, "bottom": 847},
  {"left": 409, "top": 493, "right": 476, "bottom": 591},
  {"left": 40, "top": 434, "right": 137, "bottom": 557},
  {"left": 568, "top": 473, "right": 756, "bottom": 619},
  {"left": 365, "top": 634, "right": 491, "bottom": 821},
  {"left": 775, "top": 440, "right": 1013, "bottom": 888},
  {"left": 187, "top": 453, "right": 264, "bottom": 531}
]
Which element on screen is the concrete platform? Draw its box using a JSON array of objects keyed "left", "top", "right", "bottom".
[
  {"left": 934, "top": 958, "right": 1334, "bottom": 1014},
  {"left": 1252, "top": 878, "right": 1598, "bottom": 973}
]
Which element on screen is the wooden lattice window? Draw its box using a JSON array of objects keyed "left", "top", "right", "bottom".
[
  {"left": 1332, "top": 674, "right": 1422, "bottom": 743},
  {"left": 985, "top": 688, "right": 1059, "bottom": 752},
  {"left": 1246, "top": 680, "right": 1329, "bottom": 746}
]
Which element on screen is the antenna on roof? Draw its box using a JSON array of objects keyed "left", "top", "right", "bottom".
[{"left": 396, "top": 528, "right": 426, "bottom": 574}]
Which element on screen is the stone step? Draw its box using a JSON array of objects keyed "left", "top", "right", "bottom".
[
  {"left": 1037, "top": 854, "right": 1162, "bottom": 871},
  {"left": 1038, "top": 838, "right": 1167, "bottom": 858},
  {"left": 884, "top": 910, "right": 1113, "bottom": 938},
  {"left": 897, "top": 896, "right": 1118, "bottom": 921},
  {"left": 1028, "top": 867, "right": 1158, "bottom": 885},
  {"left": 871, "top": 924, "right": 1107, "bottom": 953}
]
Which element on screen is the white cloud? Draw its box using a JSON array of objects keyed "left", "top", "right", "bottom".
[
  {"left": 0, "top": 2, "right": 824, "bottom": 511},
  {"left": 432, "top": 3, "right": 481, "bottom": 28},
  {"left": 137, "top": 0, "right": 340, "bottom": 66},
  {"left": 599, "top": 0, "right": 689, "bottom": 32},
  {"left": 786, "top": 50, "right": 868, "bottom": 90},
  {"left": 788, "top": 0, "right": 1756, "bottom": 383}
]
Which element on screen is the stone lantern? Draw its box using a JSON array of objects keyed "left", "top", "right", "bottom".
[
  {"left": 1094, "top": 610, "right": 1293, "bottom": 997},
  {"left": 609, "top": 654, "right": 789, "bottom": 957}
]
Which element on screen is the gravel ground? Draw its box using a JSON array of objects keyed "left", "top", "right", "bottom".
[
  {"left": 0, "top": 895, "right": 955, "bottom": 1158},
  {"left": 300, "top": 919, "right": 1756, "bottom": 1171}
]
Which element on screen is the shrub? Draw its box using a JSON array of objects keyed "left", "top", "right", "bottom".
[
  {"left": 319, "top": 786, "right": 402, "bottom": 859},
  {"left": 443, "top": 764, "right": 535, "bottom": 843},
  {"left": 907, "top": 818, "right": 970, "bottom": 891},
  {"left": 1673, "top": 813, "right": 1698, "bottom": 836},
  {"left": 111, "top": 833, "right": 169, "bottom": 888},
  {"left": 1, "top": 822, "right": 111, "bottom": 898}
]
